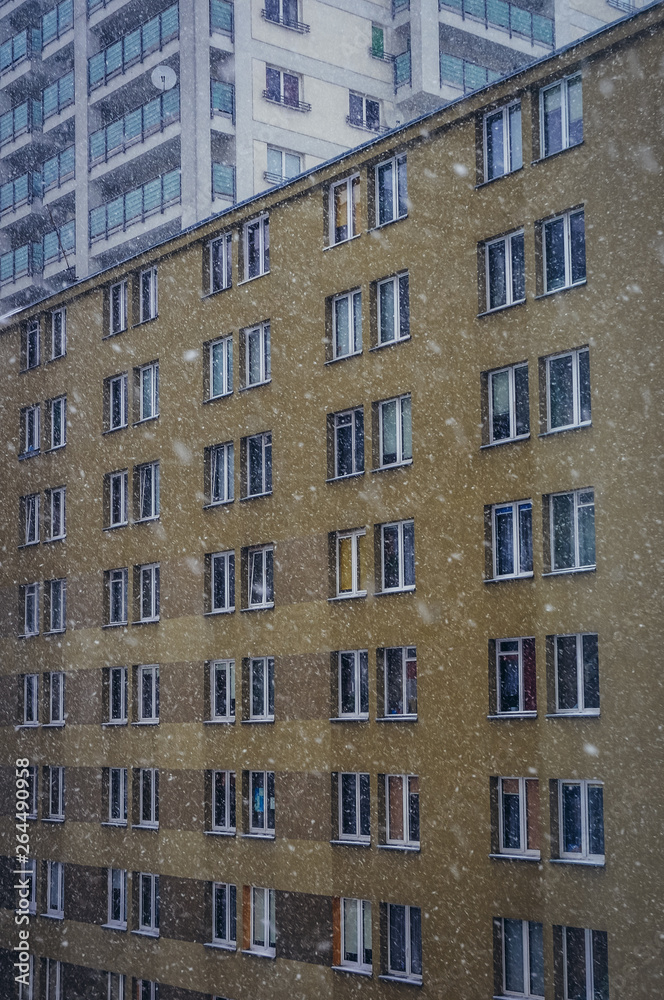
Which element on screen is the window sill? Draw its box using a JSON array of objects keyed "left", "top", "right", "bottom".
[
  {"left": 104, "top": 522, "right": 129, "bottom": 532},
  {"left": 324, "top": 351, "right": 363, "bottom": 367},
  {"left": 204, "top": 829, "right": 236, "bottom": 837},
  {"left": 18, "top": 633, "right": 39, "bottom": 640},
  {"left": 236, "top": 271, "right": 270, "bottom": 287},
  {"left": 487, "top": 712, "right": 537, "bottom": 720},
  {"left": 538, "top": 422, "right": 591, "bottom": 438},
  {"left": 101, "top": 821, "right": 128, "bottom": 827},
  {"left": 376, "top": 715, "right": 418, "bottom": 723},
  {"left": 134, "top": 516, "right": 160, "bottom": 525},
  {"left": 373, "top": 460, "right": 413, "bottom": 474},
  {"left": 379, "top": 974, "right": 422, "bottom": 986},
  {"left": 530, "top": 138, "right": 584, "bottom": 167},
  {"left": 205, "top": 608, "right": 235, "bottom": 617},
  {"left": 44, "top": 536, "right": 66, "bottom": 545},
  {"left": 132, "top": 415, "right": 159, "bottom": 427},
  {"left": 16, "top": 723, "right": 40, "bottom": 730},
  {"left": 45, "top": 443, "right": 67, "bottom": 453},
  {"left": 132, "top": 315, "right": 159, "bottom": 328},
  {"left": 489, "top": 853, "right": 541, "bottom": 862},
  {"left": 238, "top": 379, "right": 272, "bottom": 392},
  {"left": 545, "top": 711, "right": 600, "bottom": 719},
  {"left": 541, "top": 566, "right": 595, "bottom": 577},
  {"left": 102, "top": 720, "right": 128, "bottom": 728},
  {"left": 369, "top": 213, "right": 408, "bottom": 233},
  {"left": 18, "top": 451, "right": 40, "bottom": 461},
  {"left": 204, "top": 718, "right": 235, "bottom": 725},
  {"left": 103, "top": 328, "right": 128, "bottom": 340},
  {"left": 325, "top": 471, "right": 364, "bottom": 483},
  {"left": 474, "top": 164, "right": 524, "bottom": 189},
  {"left": 42, "top": 721, "right": 65, "bottom": 728},
  {"left": 241, "top": 948, "right": 276, "bottom": 959},
  {"left": 18, "top": 541, "right": 40, "bottom": 550},
  {"left": 375, "top": 587, "right": 415, "bottom": 597},
  {"left": 378, "top": 843, "right": 420, "bottom": 853},
  {"left": 103, "top": 622, "right": 128, "bottom": 629},
  {"left": 484, "top": 573, "right": 534, "bottom": 585},
  {"left": 535, "top": 279, "right": 587, "bottom": 300},
  {"left": 203, "top": 392, "right": 233, "bottom": 407},
  {"left": 42, "top": 817, "right": 65, "bottom": 824},
  {"left": 103, "top": 426, "right": 128, "bottom": 436},
  {"left": 476, "top": 298, "right": 526, "bottom": 319},
  {"left": 323, "top": 232, "right": 362, "bottom": 252},
  {"left": 133, "top": 823, "right": 159, "bottom": 831},
  {"left": 132, "top": 618, "right": 160, "bottom": 625},
  {"left": 132, "top": 929, "right": 160, "bottom": 938},
  {"left": 131, "top": 720, "right": 159, "bottom": 727},
  {"left": 41, "top": 912, "right": 64, "bottom": 920},
  {"left": 102, "top": 922, "right": 127, "bottom": 931},
  {"left": 332, "top": 965, "right": 372, "bottom": 977},
  {"left": 330, "top": 839, "right": 371, "bottom": 848},
  {"left": 241, "top": 832, "right": 275, "bottom": 840},
  {"left": 480, "top": 435, "right": 530, "bottom": 450},
  {"left": 330, "top": 715, "right": 369, "bottom": 723},
  {"left": 205, "top": 940, "right": 237, "bottom": 951},
  {"left": 241, "top": 604, "right": 274, "bottom": 613},
  {"left": 240, "top": 491, "right": 273, "bottom": 502},
  {"left": 241, "top": 717, "right": 274, "bottom": 725},
  {"left": 550, "top": 857, "right": 605, "bottom": 867},
  {"left": 203, "top": 499, "right": 234, "bottom": 509},
  {"left": 369, "top": 335, "right": 411, "bottom": 353},
  {"left": 200, "top": 286, "right": 232, "bottom": 302},
  {"left": 328, "top": 592, "right": 367, "bottom": 603}
]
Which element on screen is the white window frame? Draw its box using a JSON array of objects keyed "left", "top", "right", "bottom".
[
  {"left": 340, "top": 897, "right": 372, "bottom": 973},
  {"left": 249, "top": 770, "right": 276, "bottom": 836},
  {"left": 549, "top": 488, "right": 595, "bottom": 573},
  {"left": 24, "top": 404, "right": 40, "bottom": 454},
  {"left": 51, "top": 308, "right": 66, "bottom": 359},
  {"left": 138, "top": 767, "right": 158, "bottom": 828},
  {"left": 250, "top": 885, "right": 276, "bottom": 956},
  {"left": 107, "top": 971, "right": 126, "bottom": 1000},
  {"left": 490, "top": 500, "right": 533, "bottom": 580},
  {"left": 338, "top": 771, "right": 370, "bottom": 843},
  {"left": 210, "top": 234, "right": 232, "bottom": 293},
  {"left": 50, "top": 396, "right": 66, "bottom": 449},
  {"left": 106, "top": 867, "right": 127, "bottom": 928},
  {"left": 110, "top": 280, "right": 128, "bottom": 335},
  {"left": 137, "top": 462, "right": 160, "bottom": 521},
  {"left": 48, "top": 671, "right": 65, "bottom": 723},
  {"left": 266, "top": 145, "right": 301, "bottom": 183},
  {"left": 138, "top": 362, "right": 159, "bottom": 422},
  {"left": 542, "top": 209, "right": 585, "bottom": 293},
  {"left": 382, "top": 646, "right": 417, "bottom": 720},
  {"left": 108, "top": 767, "right": 128, "bottom": 824},
  {"left": 137, "top": 982, "right": 156, "bottom": 1000},
  {"left": 249, "top": 656, "right": 275, "bottom": 721},
  {"left": 47, "top": 765, "right": 64, "bottom": 820},
  {"left": 23, "top": 583, "right": 39, "bottom": 636},
  {"left": 139, "top": 267, "right": 158, "bottom": 322},
  {"left": 46, "top": 860, "right": 64, "bottom": 918},
  {"left": 210, "top": 660, "right": 235, "bottom": 723},
  {"left": 209, "top": 335, "right": 233, "bottom": 398},
  {"left": 138, "top": 563, "right": 160, "bottom": 622},
  {"left": 545, "top": 347, "right": 591, "bottom": 432},
  {"left": 109, "top": 471, "right": 128, "bottom": 528},
  {"left": 485, "top": 230, "right": 525, "bottom": 312},
  {"left": 333, "top": 408, "right": 364, "bottom": 479},
  {"left": 540, "top": 73, "right": 582, "bottom": 158},
  {"left": 378, "top": 394, "right": 412, "bottom": 468},
  {"left": 498, "top": 917, "right": 544, "bottom": 999},
  {"left": 375, "top": 154, "right": 407, "bottom": 227},
  {"left": 138, "top": 872, "right": 159, "bottom": 934},
  {"left": 247, "top": 544, "right": 274, "bottom": 609},
  {"left": 24, "top": 493, "right": 39, "bottom": 545},
  {"left": 330, "top": 174, "right": 360, "bottom": 245},
  {"left": 211, "top": 769, "right": 236, "bottom": 833},
  {"left": 387, "top": 903, "right": 422, "bottom": 982},
  {"left": 483, "top": 101, "right": 522, "bottom": 181},
  {"left": 336, "top": 649, "right": 369, "bottom": 720},
  {"left": 109, "top": 667, "right": 128, "bottom": 724},
  {"left": 488, "top": 363, "right": 530, "bottom": 444},
  {"left": 210, "top": 550, "right": 235, "bottom": 613},
  {"left": 348, "top": 92, "right": 380, "bottom": 131},
  {"left": 332, "top": 288, "right": 362, "bottom": 359},
  {"left": 385, "top": 774, "right": 419, "bottom": 848},
  {"left": 495, "top": 637, "right": 536, "bottom": 717},
  {"left": 45, "top": 958, "right": 62, "bottom": 1000},
  {"left": 246, "top": 431, "right": 272, "bottom": 497},
  {"left": 244, "top": 322, "right": 271, "bottom": 386},
  {"left": 498, "top": 776, "right": 540, "bottom": 858},
  {"left": 212, "top": 881, "right": 237, "bottom": 947},
  {"left": 377, "top": 272, "right": 409, "bottom": 346},
  {"left": 210, "top": 442, "right": 234, "bottom": 504},
  {"left": 380, "top": 519, "right": 415, "bottom": 593},
  {"left": 138, "top": 664, "right": 159, "bottom": 723},
  {"left": 24, "top": 858, "right": 37, "bottom": 914},
  {"left": 23, "top": 674, "right": 39, "bottom": 725},
  {"left": 244, "top": 215, "right": 269, "bottom": 280},
  {"left": 558, "top": 780, "right": 604, "bottom": 863},
  {"left": 265, "top": 64, "right": 302, "bottom": 106},
  {"left": 561, "top": 927, "right": 606, "bottom": 1000},
  {"left": 18, "top": 953, "right": 34, "bottom": 999},
  {"left": 108, "top": 568, "right": 128, "bottom": 625},
  {"left": 26, "top": 319, "right": 40, "bottom": 369},
  {"left": 335, "top": 530, "right": 365, "bottom": 600},
  {"left": 48, "top": 487, "right": 66, "bottom": 540},
  {"left": 27, "top": 767, "right": 38, "bottom": 818},
  {"left": 109, "top": 374, "right": 128, "bottom": 430},
  {"left": 553, "top": 633, "right": 599, "bottom": 716}
]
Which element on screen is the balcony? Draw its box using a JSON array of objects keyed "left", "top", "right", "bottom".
[
  {"left": 0, "top": 173, "right": 40, "bottom": 217},
  {"left": 440, "top": 53, "right": 501, "bottom": 92},
  {"left": 89, "top": 168, "right": 181, "bottom": 244},
  {"left": 0, "top": 221, "right": 75, "bottom": 286},
  {"left": 262, "top": 91, "right": 311, "bottom": 113},
  {"left": 42, "top": 72, "right": 75, "bottom": 123},
  {"left": 89, "top": 88, "right": 180, "bottom": 166},
  {"left": 210, "top": 0, "right": 234, "bottom": 36},
  {"left": 42, "top": 1, "right": 74, "bottom": 47},
  {"left": 261, "top": 6, "right": 310, "bottom": 33},
  {"left": 42, "top": 146, "right": 76, "bottom": 195},
  {"left": 212, "top": 162, "right": 235, "bottom": 203},
  {"left": 88, "top": 4, "right": 179, "bottom": 91},
  {"left": 439, "top": 0, "right": 554, "bottom": 48},
  {"left": 211, "top": 80, "right": 235, "bottom": 121},
  {"left": 0, "top": 101, "right": 41, "bottom": 149},
  {"left": 394, "top": 50, "right": 411, "bottom": 88}
]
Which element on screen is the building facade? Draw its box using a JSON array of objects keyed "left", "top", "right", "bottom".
[
  {"left": 0, "top": 0, "right": 641, "bottom": 312},
  {"left": 0, "top": 4, "right": 663, "bottom": 999}
]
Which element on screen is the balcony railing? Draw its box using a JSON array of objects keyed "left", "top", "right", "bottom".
[
  {"left": 89, "top": 168, "right": 181, "bottom": 244},
  {"left": 42, "top": 146, "right": 76, "bottom": 193},
  {"left": 41, "top": 220, "right": 75, "bottom": 265},
  {"left": 212, "top": 163, "right": 235, "bottom": 201},
  {"left": 0, "top": 28, "right": 41, "bottom": 76},
  {"left": 0, "top": 221, "right": 75, "bottom": 285},
  {"left": 42, "top": 1, "right": 74, "bottom": 46},
  {"left": 43, "top": 71, "right": 75, "bottom": 120},
  {"left": 89, "top": 87, "right": 180, "bottom": 165},
  {"left": 439, "top": 0, "right": 554, "bottom": 47},
  {"left": 393, "top": 0, "right": 410, "bottom": 13},
  {"left": 394, "top": 50, "right": 411, "bottom": 87},
  {"left": 440, "top": 53, "right": 501, "bottom": 92},
  {"left": 88, "top": 3, "right": 179, "bottom": 91},
  {"left": 345, "top": 114, "right": 389, "bottom": 133},
  {"left": 0, "top": 173, "right": 40, "bottom": 215},
  {"left": 262, "top": 90, "right": 311, "bottom": 112},
  {"left": 210, "top": 0, "right": 234, "bottom": 35},
  {"left": 0, "top": 101, "right": 41, "bottom": 148},
  {"left": 211, "top": 80, "right": 235, "bottom": 119},
  {"left": 261, "top": 7, "right": 310, "bottom": 32},
  {"left": 88, "top": 0, "right": 112, "bottom": 13}
]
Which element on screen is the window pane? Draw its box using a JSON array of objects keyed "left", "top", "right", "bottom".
[
  {"left": 401, "top": 397, "right": 412, "bottom": 460},
  {"left": 592, "top": 930, "right": 609, "bottom": 1000},
  {"left": 343, "top": 898, "right": 358, "bottom": 963},
  {"left": 283, "top": 73, "right": 299, "bottom": 107},
  {"left": 509, "top": 103, "right": 522, "bottom": 170},
  {"left": 341, "top": 773, "right": 356, "bottom": 835},
  {"left": 403, "top": 521, "right": 415, "bottom": 586},
  {"left": 562, "top": 784, "right": 582, "bottom": 853},
  {"left": 526, "top": 779, "right": 540, "bottom": 851},
  {"left": 498, "top": 649, "right": 520, "bottom": 713},
  {"left": 491, "top": 370, "right": 511, "bottom": 440},
  {"left": 501, "top": 779, "right": 521, "bottom": 849},
  {"left": 409, "top": 907, "right": 422, "bottom": 976},
  {"left": 408, "top": 776, "right": 419, "bottom": 843},
  {"left": 334, "top": 183, "right": 348, "bottom": 243},
  {"left": 582, "top": 634, "right": 600, "bottom": 710},
  {"left": 382, "top": 525, "right": 400, "bottom": 589},
  {"left": 511, "top": 232, "right": 525, "bottom": 302},
  {"left": 578, "top": 350, "right": 591, "bottom": 423},
  {"left": 543, "top": 83, "right": 562, "bottom": 157},
  {"left": 552, "top": 493, "right": 574, "bottom": 569},
  {"left": 388, "top": 776, "right": 404, "bottom": 840},
  {"left": 567, "top": 77, "right": 583, "bottom": 146},
  {"left": 549, "top": 355, "right": 574, "bottom": 428},
  {"left": 379, "top": 280, "right": 395, "bottom": 342},
  {"left": 488, "top": 240, "right": 506, "bottom": 309},
  {"left": 495, "top": 506, "right": 514, "bottom": 576},
  {"left": 381, "top": 400, "right": 397, "bottom": 465},
  {"left": 359, "top": 773, "right": 370, "bottom": 837},
  {"left": 588, "top": 786, "right": 604, "bottom": 856},
  {"left": 514, "top": 365, "right": 529, "bottom": 436},
  {"left": 352, "top": 291, "right": 362, "bottom": 352},
  {"left": 503, "top": 918, "right": 525, "bottom": 993},
  {"left": 577, "top": 497, "right": 595, "bottom": 567},
  {"left": 335, "top": 296, "right": 349, "bottom": 356},
  {"left": 389, "top": 905, "right": 406, "bottom": 972},
  {"left": 486, "top": 110, "right": 504, "bottom": 179},
  {"left": 529, "top": 922, "right": 544, "bottom": 997},
  {"left": 377, "top": 162, "right": 393, "bottom": 225},
  {"left": 556, "top": 635, "right": 579, "bottom": 711},
  {"left": 252, "top": 660, "right": 265, "bottom": 716},
  {"left": 386, "top": 648, "right": 404, "bottom": 715},
  {"left": 565, "top": 926, "right": 587, "bottom": 1000},
  {"left": 545, "top": 217, "right": 566, "bottom": 290},
  {"left": 570, "top": 211, "right": 586, "bottom": 284},
  {"left": 340, "top": 652, "right": 356, "bottom": 714},
  {"left": 336, "top": 415, "right": 352, "bottom": 477},
  {"left": 518, "top": 503, "right": 533, "bottom": 573}
]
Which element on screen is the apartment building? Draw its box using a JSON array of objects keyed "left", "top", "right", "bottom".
[
  {"left": 0, "top": 0, "right": 640, "bottom": 314},
  {"left": 0, "top": 3, "right": 663, "bottom": 999}
]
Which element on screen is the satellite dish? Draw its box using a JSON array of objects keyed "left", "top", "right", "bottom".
[{"left": 151, "top": 65, "right": 177, "bottom": 91}]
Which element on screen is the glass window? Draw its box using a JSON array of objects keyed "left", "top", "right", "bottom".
[
  {"left": 488, "top": 363, "right": 529, "bottom": 443},
  {"left": 245, "top": 323, "right": 271, "bottom": 386},
  {"left": 110, "top": 281, "right": 127, "bottom": 334},
  {"left": 495, "top": 637, "right": 536, "bottom": 715},
  {"left": 48, "top": 487, "right": 66, "bottom": 540},
  {"left": 559, "top": 781, "right": 604, "bottom": 862},
  {"left": 108, "top": 568, "right": 128, "bottom": 625},
  {"left": 554, "top": 633, "right": 599, "bottom": 715},
  {"left": 330, "top": 175, "right": 360, "bottom": 244},
  {"left": 541, "top": 75, "right": 583, "bottom": 158},
  {"left": 380, "top": 520, "right": 415, "bottom": 592},
  {"left": 385, "top": 774, "right": 420, "bottom": 847},
  {"left": 209, "top": 335, "right": 233, "bottom": 398},
  {"left": 107, "top": 868, "right": 127, "bottom": 928},
  {"left": 140, "top": 268, "right": 158, "bottom": 321},
  {"left": 249, "top": 657, "right": 275, "bottom": 721},
  {"left": 387, "top": 904, "right": 422, "bottom": 981},
  {"left": 138, "top": 768, "right": 158, "bottom": 827},
  {"left": 340, "top": 897, "right": 372, "bottom": 973},
  {"left": 337, "top": 649, "right": 369, "bottom": 719},
  {"left": 109, "top": 767, "right": 128, "bottom": 822},
  {"left": 23, "top": 674, "right": 38, "bottom": 725},
  {"left": 485, "top": 231, "right": 525, "bottom": 311},
  {"left": 383, "top": 646, "right": 417, "bottom": 719},
  {"left": 549, "top": 488, "right": 595, "bottom": 572},
  {"left": 210, "top": 660, "right": 235, "bottom": 723},
  {"left": 348, "top": 92, "right": 380, "bottom": 131},
  {"left": 246, "top": 432, "right": 272, "bottom": 496},
  {"left": 335, "top": 530, "right": 365, "bottom": 599},
  {"left": 49, "top": 671, "right": 65, "bottom": 723},
  {"left": 23, "top": 493, "right": 39, "bottom": 545},
  {"left": 244, "top": 216, "right": 269, "bottom": 279},
  {"left": 333, "top": 408, "right": 364, "bottom": 478},
  {"left": 137, "top": 462, "right": 159, "bottom": 520},
  {"left": 250, "top": 886, "right": 276, "bottom": 955},
  {"left": 49, "top": 396, "right": 66, "bottom": 449},
  {"left": 247, "top": 545, "right": 274, "bottom": 609},
  {"left": 138, "top": 665, "right": 159, "bottom": 722},
  {"left": 51, "top": 309, "right": 66, "bottom": 359},
  {"left": 377, "top": 272, "right": 409, "bottom": 345},
  {"left": 491, "top": 501, "right": 533, "bottom": 579},
  {"left": 250, "top": 771, "right": 276, "bottom": 834},
  {"left": 499, "top": 918, "right": 544, "bottom": 999},
  {"left": 210, "top": 234, "right": 232, "bottom": 293},
  {"left": 498, "top": 777, "right": 540, "bottom": 856},
  {"left": 212, "top": 770, "right": 236, "bottom": 831},
  {"left": 109, "top": 667, "right": 128, "bottom": 724},
  {"left": 139, "top": 564, "right": 160, "bottom": 621},
  {"left": 560, "top": 926, "right": 608, "bottom": 1000},
  {"left": 109, "top": 471, "right": 128, "bottom": 527},
  {"left": 332, "top": 289, "right": 362, "bottom": 359},
  {"left": 546, "top": 348, "right": 591, "bottom": 432},
  {"left": 138, "top": 363, "right": 159, "bottom": 421},
  {"left": 339, "top": 772, "right": 370, "bottom": 841},
  {"left": 47, "top": 862, "right": 64, "bottom": 917},
  {"left": 138, "top": 873, "right": 159, "bottom": 933},
  {"left": 212, "top": 882, "right": 237, "bottom": 946},
  {"left": 23, "top": 583, "right": 39, "bottom": 636},
  {"left": 266, "top": 146, "right": 301, "bottom": 183},
  {"left": 210, "top": 442, "right": 234, "bottom": 503},
  {"left": 378, "top": 394, "right": 412, "bottom": 467},
  {"left": 543, "top": 209, "right": 586, "bottom": 292},
  {"left": 375, "top": 155, "right": 407, "bottom": 226},
  {"left": 109, "top": 374, "right": 128, "bottom": 430},
  {"left": 211, "top": 551, "right": 235, "bottom": 613},
  {"left": 484, "top": 101, "right": 522, "bottom": 180},
  {"left": 25, "top": 319, "right": 40, "bottom": 369}
]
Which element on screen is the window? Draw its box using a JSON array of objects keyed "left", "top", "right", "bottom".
[
  {"left": 247, "top": 545, "right": 274, "bottom": 609},
  {"left": 542, "top": 209, "right": 586, "bottom": 292},
  {"left": 22, "top": 404, "right": 40, "bottom": 455},
  {"left": 50, "top": 396, "right": 66, "bottom": 448},
  {"left": 212, "top": 882, "right": 237, "bottom": 946},
  {"left": 107, "top": 973, "right": 126, "bottom": 1000},
  {"left": 210, "top": 551, "right": 235, "bottom": 613},
  {"left": 487, "top": 363, "right": 529, "bottom": 444},
  {"left": 249, "top": 770, "right": 275, "bottom": 835},
  {"left": 553, "top": 633, "right": 599, "bottom": 716},
  {"left": 46, "top": 766, "right": 64, "bottom": 820},
  {"left": 387, "top": 904, "right": 422, "bottom": 982},
  {"left": 332, "top": 288, "right": 362, "bottom": 359},
  {"left": 484, "top": 102, "right": 522, "bottom": 181},
  {"left": 331, "top": 408, "right": 364, "bottom": 478},
  {"left": 108, "top": 471, "right": 128, "bottom": 527},
  {"left": 138, "top": 768, "right": 159, "bottom": 828},
  {"left": 108, "top": 767, "right": 128, "bottom": 824},
  {"left": 109, "top": 667, "right": 128, "bottom": 724},
  {"left": 22, "top": 493, "right": 39, "bottom": 545},
  {"left": 140, "top": 268, "right": 158, "bottom": 322},
  {"left": 380, "top": 520, "right": 415, "bottom": 593},
  {"left": 547, "top": 488, "right": 595, "bottom": 572},
  {"left": 558, "top": 780, "right": 604, "bottom": 862},
  {"left": 375, "top": 155, "right": 407, "bottom": 226},
  {"left": 336, "top": 650, "right": 368, "bottom": 719},
  {"left": 490, "top": 501, "right": 533, "bottom": 579},
  {"left": 541, "top": 74, "right": 582, "bottom": 158},
  {"left": 210, "top": 660, "right": 235, "bottom": 722},
  {"left": 382, "top": 646, "right": 417, "bottom": 719},
  {"left": 544, "top": 348, "right": 591, "bottom": 432},
  {"left": 497, "top": 777, "right": 540, "bottom": 857},
  {"left": 108, "top": 374, "right": 128, "bottom": 430},
  {"left": 339, "top": 897, "right": 372, "bottom": 973},
  {"left": 495, "top": 918, "right": 544, "bottom": 999},
  {"left": 45, "top": 958, "right": 62, "bottom": 999},
  {"left": 209, "top": 335, "right": 233, "bottom": 398},
  {"left": 348, "top": 93, "right": 380, "bottom": 131},
  {"left": 335, "top": 531, "right": 366, "bottom": 599},
  {"left": 378, "top": 394, "right": 412, "bottom": 468},
  {"left": 244, "top": 216, "right": 269, "bottom": 279},
  {"left": 264, "top": 0, "right": 300, "bottom": 27},
  {"left": 338, "top": 772, "right": 370, "bottom": 842},
  {"left": 46, "top": 860, "right": 64, "bottom": 917},
  {"left": 107, "top": 568, "right": 128, "bottom": 625},
  {"left": 26, "top": 767, "right": 38, "bottom": 818},
  {"left": 249, "top": 657, "right": 274, "bottom": 721},
  {"left": 24, "top": 858, "right": 37, "bottom": 913},
  {"left": 266, "top": 145, "right": 301, "bottom": 183},
  {"left": 23, "top": 674, "right": 38, "bottom": 725},
  {"left": 385, "top": 775, "right": 419, "bottom": 848},
  {"left": 110, "top": 281, "right": 128, "bottom": 334},
  {"left": 245, "top": 432, "right": 272, "bottom": 496},
  {"left": 47, "top": 487, "right": 66, "bottom": 540},
  {"left": 48, "top": 671, "right": 65, "bottom": 723},
  {"left": 484, "top": 231, "right": 525, "bottom": 312},
  {"left": 17, "top": 954, "right": 34, "bottom": 999},
  {"left": 209, "top": 234, "right": 232, "bottom": 293},
  {"left": 107, "top": 868, "right": 127, "bottom": 928},
  {"left": 265, "top": 66, "right": 302, "bottom": 108},
  {"left": 137, "top": 982, "right": 157, "bottom": 1000},
  {"left": 249, "top": 886, "right": 276, "bottom": 956},
  {"left": 377, "top": 273, "right": 409, "bottom": 346},
  {"left": 209, "top": 442, "right": 234, "bottom": 504},
  {"left": 137, "top": 462, "right": 160, "bottom": 520},
  {"left": 558, "top": 926, "right": 608, "bottom": 1000},
  {"left": 51, "top": 309, "right": 66, "bottom": 359},
  {"left": 244, "top": 323, "right": 271, "bottom": 386},
  {"left": 138, "top": 873, "right": 159, "bottom": 934},
  {"left": 138, "top": 563, "right": 160, "bottom": 622},
  {"left": 138, "top": 665, "right": 159, "bottom": 723},
  {"left": 24, "top": 319, "right": 40, "bottom": 369},
  {"left": 330, "top": 175, "right": 360, "bottom": 244},
  {"left": 493, "top": 637, "right": 536, "bottom": 716},
  {"left": 138, "top": 362, "right": 159, "bottom": 421},
  {"left": 212, "top": 770, "right": 236, "bottom": 832},
  {"left": 22, "top": 583, "right": 39, "bottom": 637}
]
